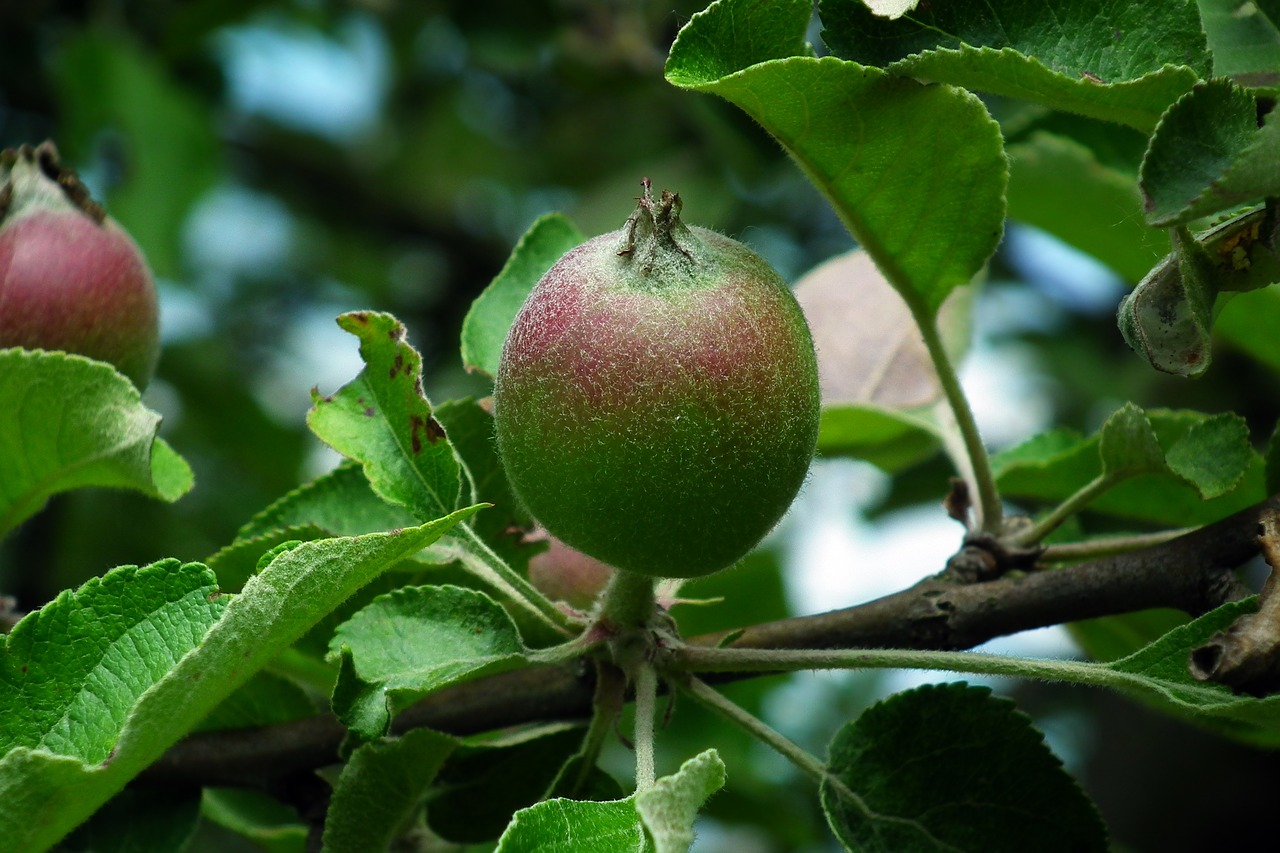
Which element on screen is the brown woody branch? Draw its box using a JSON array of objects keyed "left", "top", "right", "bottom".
[{"left": 138, "top": 494, "right": 1277, "bottom": 789}]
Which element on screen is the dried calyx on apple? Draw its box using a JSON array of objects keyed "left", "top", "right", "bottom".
[
  {"left": 0, "top": 141, "right": 159, "bottom": 389},
  {"left": 495, "top": 179, "right": 820, "bottom": 580}
]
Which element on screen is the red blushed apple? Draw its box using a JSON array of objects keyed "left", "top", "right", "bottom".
[{"left": 0, "top": 142, "right": 159, "bottom": 389}]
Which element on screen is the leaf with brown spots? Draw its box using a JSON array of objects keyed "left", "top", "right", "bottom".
[{"left": 307, "top": 311, "right": 465, "bottom": 521}]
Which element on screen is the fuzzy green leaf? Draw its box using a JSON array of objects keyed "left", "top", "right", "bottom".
[
  {"left": 0, "top": 350, "right": 193, "bottom": 541},
  {"left": 820, "top": 0, "right": 1207, "bottom": 132},
  {"left": 821, "top": 683, "right": 1107, "bottom": 853},
  {"left": 995, "top": 407, "right": 1260, "bottom": 526},
  {"left": 461, "top": 213, "right": 585, "bottom": 380},
  {"left": 666, "top": 0, "right": 1007, "bottom": 318},
  {"left": 307, "top": 311, "right": 464, "bottom": 521},
  {"left": 0, "top": 560, "right": 225, "bottom": 763},
  {"left": 495, "top": 798, "right": 650, "bottom": 853},
  {"left": 1105, "top": 598, "right": 1280, "bottom": 746},
  {"left": 1142, "top": 79, "right": 1280, "bottom": 226},
  {"left": 0, "top": 509, "right": 479, "bottom": 852},
  {"left": 329, "top": 584, "right": 529, "bottom": 741},
  {"left": 321, "top": 728, "right": 456, "bottom": 853},
  {"left": 493, "top": 748, "right": 724, "bottom": 853},
  {"left": 634, "top": 749, "right": 726, "bottom": 853},
  {"left": 1098, "top": 402, "right": 1167, "bottom": 477}
]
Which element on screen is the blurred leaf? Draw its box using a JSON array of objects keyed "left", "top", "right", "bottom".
[
  {"left": 666, "top": 0, "right": 1007, "bottom": 318},
  {"left": 308, "top": 312, "right": 464, "bottom": 521},
  {"left": 329, "top": 584, "right": 529, "bottom": 741},
  {"left": 994, "top": 407, "right": 1261, "bottom": 526},
  {"left": 1141, "top": 79, "right": 1280, "bottom": 226},
  {"left": 820, "top": 0, "right": 1207, "bottom": 132},
  {"left": 0, "top": 511, "right": 479, "bottom": 851},
  {"left": 321, "top": 728, "right": 456, "bottom": 853},
  {"left": 428, "top": 724, "right": 590, "bottom": 843},
  {"left": 462, "top": 214, "right": 585, "bottom": 380},
  {"left": 193, "top": 670, "right": 317, "bottom": 733},
  {"left": 0, "top": 350, "right": 193, "bottom": 541},
  {"left": 201, "top": 788, "right": 306, "bottom": 853},
  {"left": 58, "top": 788, "right": 200, "bottom": 853},
  {"left": 821, "top": 683, "right": 1107, "bottom": 853},
  {"left": 1006, "top": 131, "right": 1168, "bottom": 282},
  {"left": 1198, "top": 0, "right": 1280, "bottom": 88},
  {"left": 52, "top": 30, "right": 219, "bottom": 278},
  {"left": 817, "top": 406, "right": 942, "bottom": 472}
]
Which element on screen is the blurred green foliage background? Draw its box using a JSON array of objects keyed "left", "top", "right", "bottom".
[
  {"left": 6, "top": 2, "right": 1280, "bottom": 850},
  {"left": 0, "top": 0, "right": 850, "bottom": 603}
]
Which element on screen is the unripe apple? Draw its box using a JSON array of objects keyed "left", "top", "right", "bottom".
[
  {"left": 495, "top": 180, "right": 819, "bottom": 578},
  {"left": 527, "top": 531, "right": 615, "bottom": 612},
  {"left": 0, "top": 141, "right": 159, "bottom": 389}
]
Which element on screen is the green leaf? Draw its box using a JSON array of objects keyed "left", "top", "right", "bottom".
[
  {"left": 1105, "top": 598, "right": 1280, "bottom": 746},
  {"left": 1142, "top": 79, "right": 1280, "bottom": 225},
  {"left": 321, "top": 728, "right": 457, "bottom": 853},
  {"left": 817, "top": 406, "right": 942, "bottom": 472},
  {"left": 994, "top": 407, "right": 1260, "bottom": 526},
  {"left": 462, "top": 213, "right": 585, "bottom": 380},
  {"left": 201, "top": 788, "right": 306, "bottom": 853},
  {"left": 428, "top": 724, "right": 592, "bottom": 843},
  {"left": 1006, "top": 131, "right": 1168, "bottom": 282},
  {"left": 0, "top": 509, "right": 480, "bottom": 852},
  {"left": 193, "top": 671, "right": 317, "bottom": 734},
  {"left": 0, "top": 349, "right": 193, "bottom": 541},
  {"left": 308, "top": 311, "right": 464, "bottom": 521},
  {"left": 493, "top": 748, "right": 724, "bottom": 853},
  {"left": 821, "top": 683, "right": 1107, "bottom": 853},
  {"left": 634, "top": 749, "right": 726, "bottom": 853},
  {"left": 820, "top": 0, "right": 1208, "bottom": 132},
  {"left": 666, "top": 0, "right": 1007, "bottom": 318},
  {"left": 1199, "top": 0, "right": 1280, "bottom": 87},
  {"left": 1097, "top": 402, "right": 1167, "bottom": 477},
  {"left": 1068, "top": 609, "right": 1190, "bottom": 663},
  {"left": 0, "top": 560, "right": 226, "bottom": 762},
  {"left": 434, "top": 398, "right": 542, "bottom": 572},
  {"left": 57, "top": 788, "right": 200, "bottom": 853},
  {"left": 495, "top": 798, "right": 650, "bottom": 853},
  {"left": 235, "top": 460, "right": 418, "bottom": 543},
  {"left": 329, "top": 584, "right": 529, "bottom": 741}
]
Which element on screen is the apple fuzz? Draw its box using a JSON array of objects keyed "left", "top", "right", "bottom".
[
  {"left": 0, "top": 141, "right": 159, "bottom": 389},
  {"left": 495, "top": 180, "right": 820, "bottom": 579}
]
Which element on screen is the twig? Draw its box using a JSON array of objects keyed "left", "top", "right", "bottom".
[{"left": 136, "top": 494, "right": 1277, "bottom": 789}]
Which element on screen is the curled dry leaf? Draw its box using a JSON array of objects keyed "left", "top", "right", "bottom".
[
  {"left": 794, "top": 249, "right": 958, "bottom": 408},
  {"left": 1189, "top": 507, "right": 1280, "bottom": 695}
]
